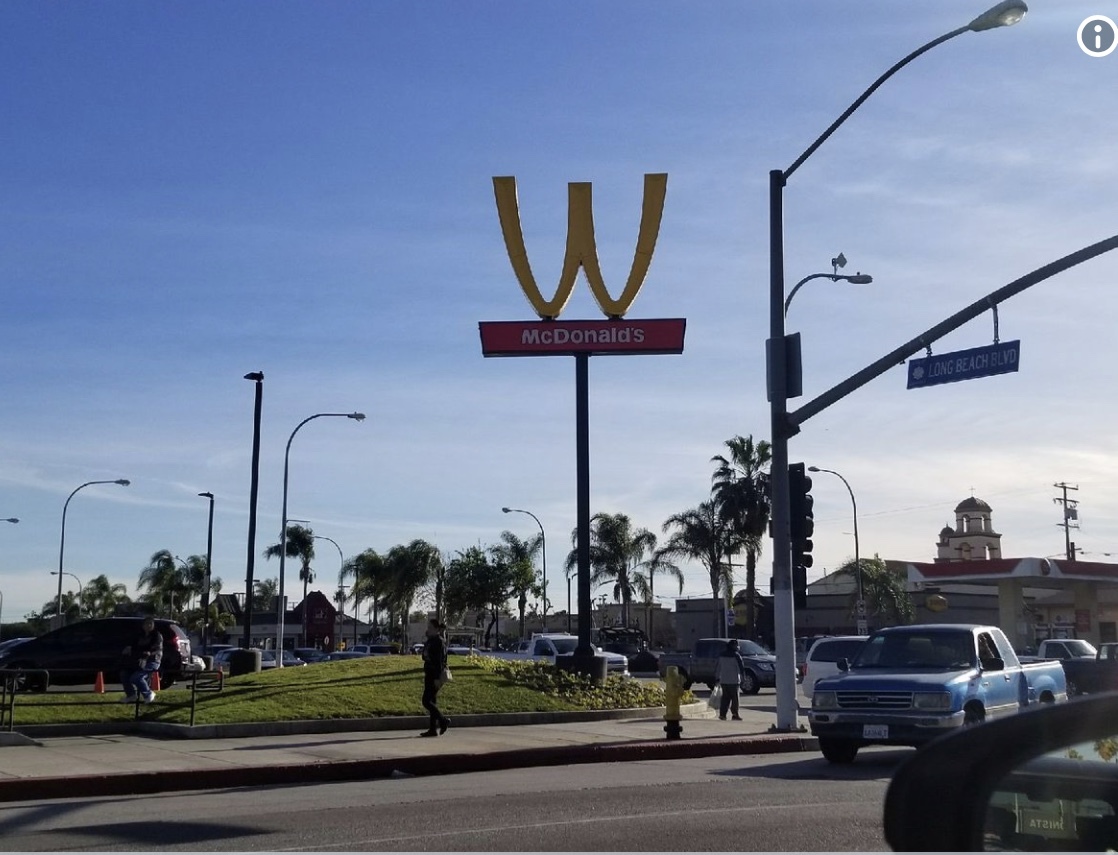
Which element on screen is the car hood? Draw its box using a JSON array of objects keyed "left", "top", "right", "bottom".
[{"left": 814, "top": 669, "right": 975, "bottom": 691}]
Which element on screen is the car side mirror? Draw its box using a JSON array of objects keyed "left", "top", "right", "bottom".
[
  {"left": 980, "top": 656, "right": 1005, "bottom": 672},
  {"left": 884, "top": 694, "right": 1118, "bottom": 850},
  {"left": 837, "top": 658, "right": 850, "bottom": 672}
]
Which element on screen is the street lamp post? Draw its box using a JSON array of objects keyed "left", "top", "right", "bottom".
[
  {"left": 809, "top": 466, "right": 863, "bottom": 632},
  {"left": 766, "top": 0, "right": 1027, "bottom": 730},
  {"left": 0, "top": 517, "right": 14, "bottom": 636},
  {"left": 784, "top": 256, "right": 873, "bottom": 316},
  {"left": 312, "top": 534, "right": 344, "bottom": 649},
  {"left": 51, "top": 571, "right": 83, "bottom": 619},
  {"left": 243, "top": 371, "right": 264, "bottom": 649},
  {"left": 57, "top": 479, "right": 129, "bottom": 627},
  {"left": 502, "top": 507, "right": 547, "bottom": 631},
  {"left": 198, "top": 492, "right": 215, "bottom": 655},
  {"left": 565, "top": 565, "right": 575, "bottom": 634},
  {"left": 276, "top": 412, "right": 365, "bottom": 664}
]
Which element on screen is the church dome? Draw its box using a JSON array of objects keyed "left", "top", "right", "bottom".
[
  {"left": 955, "top": 497, "right": 991, "bottom": 513},
  {"left": 939, "top": 525, "right": 955, "bottom": 538}
]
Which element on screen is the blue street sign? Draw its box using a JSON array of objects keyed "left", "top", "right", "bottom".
[{"left": 907, "top": 340, "right": 1021, "bottom": 389}]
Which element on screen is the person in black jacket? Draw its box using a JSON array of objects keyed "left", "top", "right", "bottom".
[
  {"left": 120, "top": 617, "right": 163, "bottom": 703},
  {"left": 420, "top": 619, "right": 450, "bottom": 737}
]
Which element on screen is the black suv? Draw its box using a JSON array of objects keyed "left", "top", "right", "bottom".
[{"left": 0, "top": 617, "right": 192, "bottom": 691}]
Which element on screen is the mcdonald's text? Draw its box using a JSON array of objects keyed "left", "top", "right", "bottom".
[{"left": 479, "top": 319, "right": 686, "bottom": 357}]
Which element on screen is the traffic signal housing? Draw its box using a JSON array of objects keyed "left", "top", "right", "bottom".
[{"left": 789, "top": 462, "right": 814, "bottom": 608}]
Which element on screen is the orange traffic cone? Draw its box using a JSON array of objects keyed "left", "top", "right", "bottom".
[
  {"left": 150, "top": 670, "right": 161, "bottom": 692},
  {"left": 93, "top": 672, "right": 105, "bottom": 694}
]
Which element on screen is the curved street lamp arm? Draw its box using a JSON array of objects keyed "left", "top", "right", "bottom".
[
  {"left": 785, "top": 28, "right": 967, "bottom": 181},
  {"left": 789, "top": 234, "right": 1118, "bottom": 431}
]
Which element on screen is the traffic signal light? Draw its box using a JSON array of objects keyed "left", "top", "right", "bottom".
[{"left": 789, "top": 462, "right": 814, "bottom": 607}]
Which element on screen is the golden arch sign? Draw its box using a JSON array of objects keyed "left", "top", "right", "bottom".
[{"left": 492, "top": 173, "right": 667, "bottom": 320}]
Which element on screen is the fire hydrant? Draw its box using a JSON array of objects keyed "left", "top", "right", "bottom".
[{"left": 663, "top": 665, "right": 684, "bottom": 740}]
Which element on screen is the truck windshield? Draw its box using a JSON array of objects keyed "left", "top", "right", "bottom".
[
  {"left": 1063, "top": 639, "right": 1098, "bottom": 658},
  {"left": 853, "top": 630, "right": 975, "bottom": 670},
  {"left": 552, "top": 638, "right": 578, "bottom": 655}
]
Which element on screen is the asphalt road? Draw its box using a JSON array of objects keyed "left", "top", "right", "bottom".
[{"left": 0, "top": 745, "right": 905, "bottom": 851}]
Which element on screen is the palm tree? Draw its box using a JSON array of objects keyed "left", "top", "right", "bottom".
[
  {"left": 835, "top": 555, "right": 913, "bottom": 627},
  {"left": 383, "top": 540, "right": 439, "bottom": 646},
  {"left": 253, "top": 577, "right": 278, "bottom": 613},
  {"left": 711, "top": 435, "right": 772, "bottom": 639},
  {"left": 565, "top": 513, "right": 656, "bottom": 628},
  {"left": 344, "top": 549, "right": 388, "bottom": 643},
  {"left": 83, "top": 574, "right": 130, "bottom": 618},
  {"left": 489, "top": 530, "right": 542, "bottom": 638},
  {"left": 137, "top": 549, "right": 189, "bottom": 619},
  {"left": 265, "top": 524, "right": 316, "bottom": 644},
  {"left": 637, "top": 551, "right": 683, "bottom": 641},
  {"left": 659, "top": 500, "right": 739, "bottom": 635}
]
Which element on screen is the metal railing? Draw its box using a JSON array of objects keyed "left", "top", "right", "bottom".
[{"left": 0, "top": 668, "right": 224, "bottom": 732}]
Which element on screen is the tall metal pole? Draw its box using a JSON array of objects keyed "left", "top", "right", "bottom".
[
  {"left": 575, "top": 353, "right": 593, "bottom": 657},
  {"left": 765, "top": 0, "right": 1027, "bottom": 734},
  {"left": 810, "top": 467, "right": 863, "bottom": 630},
  {"left": 57, "top": 479, "right": 129, "bottom": 628},
  {"left": 199, "top": 492, "right": 215, "bottom": 655},
  {"left": 0, "top": 518, "right": 15, "bottom": 640},
  {"left": 243, "top": 371, "right": 264, "bottom": 649},
  {"left": 503, "top": 507, "right": 547, "bottom": 631},
  {"left": 276, "top": 412, "right": 365, "bottom": 664}
]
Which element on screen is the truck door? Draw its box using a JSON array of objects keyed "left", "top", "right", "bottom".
[{"left": 979, "top": 630, "right": 1022, "bottom": 715}]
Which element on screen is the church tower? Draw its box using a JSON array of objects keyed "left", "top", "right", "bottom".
[{"left": 934, "top": 496, "right": 1003, "bottom": 562}]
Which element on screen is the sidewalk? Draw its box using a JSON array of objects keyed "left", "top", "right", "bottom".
[{"left": 0, "top": 702, "right": 817, "bottom": 802}]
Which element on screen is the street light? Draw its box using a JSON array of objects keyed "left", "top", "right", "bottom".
[
  {"left": 809, "top": 466, "right": 863, "bottom": 631},
  {"left": 0, "top": 518, "right": 14, "bottom": 638},
  {"left": 784, "top": 255, "right": 873, "bottom": 316},
  {"left": 766, "top": 1, "right": 1026, "bottom": 730},
  {"left": 276, "top": 412, "right": 365, "bottom": 664},
  {"left": 51, "top": 570, "right": 83, "bottom": 619},
  {"left": 57, "top": 479, "right": 129, "bottom": 626},
  {"left": 243, "top": 371, "right": 264, "bottom": 649},
  {"left": 198, "top": 492, "right": 215, "bottom": 655},
  {"left": 503, "top": 506, "right": 547, "bottom": 631},
  {"left": 312, "top": 534, "right": 344, "bottom": 649}
]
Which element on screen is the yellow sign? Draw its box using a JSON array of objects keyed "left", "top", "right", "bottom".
[{"left": 492, "top": 173, "right": 667, "bottom": 320}]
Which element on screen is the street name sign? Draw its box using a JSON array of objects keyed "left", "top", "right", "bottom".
[{"left": 907, "top": 340, "right": 1020, "bottom": 389}]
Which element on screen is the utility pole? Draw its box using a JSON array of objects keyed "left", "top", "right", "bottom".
[{"left": 1053, "top": 482, "right": 1080, "bottom": 561}]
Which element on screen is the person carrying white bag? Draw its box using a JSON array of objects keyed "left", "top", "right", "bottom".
[{"left": 714, "top": 639, "right": 748, "bottom": 721}]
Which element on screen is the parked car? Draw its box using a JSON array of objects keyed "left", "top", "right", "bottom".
[
  {"left": 658, "top": 637, "right": 777, "bottom": 693},
  {"left": 260, "top": 650, "right": 305, "bottom": 668},
  {"left": 478, "top": 633, "right": 630, "bottom": 677},
  {"left": 323, "top": 651, "right": 369, "bottom": 661},
  {"left": 799, "top": 635, "right": 868, "bottom": 701},
  {"left": 0, "top": 617, "right": 192, "bottom": 691},
  {"left": 293, "top": 647, "right": 330, "bottom": 663},
  {"left": 884, "top": 693, "right": 1118, "bottom": 851},
  {"left": 810, "top": 624, "right": 1066, "bottom": 764},
  {"left": 348, "top": 644, "right": 394, "bottom": 655},
  {"left": 0, "top": 637, "right": 33, "bottom": 655}
]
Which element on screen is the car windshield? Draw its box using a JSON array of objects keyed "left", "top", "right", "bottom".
[
  {"left": 737, "top": 640, "right": 770, "bottom": 656},
  {"left": 1065, "top": 639, "right": 1098, "bottom": 658},
  {"left": 853, "top": 630, "right": 975, "bottom": 669},
  {"left": 552, "top": 638, "right": 578, "bottom": 654}
]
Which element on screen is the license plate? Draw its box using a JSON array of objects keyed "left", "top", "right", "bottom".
[{"left": 863, "top": 724, "right": 889, "bottom": 740}]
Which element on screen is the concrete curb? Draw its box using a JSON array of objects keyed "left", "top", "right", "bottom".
[
  {"left": 6, "top": 702, "right": 717, "bottom": 740},
  {"left": 0, "top": 733, "right": 819, "bottom": 804}
]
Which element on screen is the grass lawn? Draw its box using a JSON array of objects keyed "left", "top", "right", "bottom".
[{"left": 5, "top": 654, "right": 685, "bottom": 727}]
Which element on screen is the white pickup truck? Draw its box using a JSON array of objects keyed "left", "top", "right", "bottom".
[{"left": 481, "top": 633, "right": 630, "bottom": 677}]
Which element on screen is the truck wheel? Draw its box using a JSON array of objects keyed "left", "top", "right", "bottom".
[
  {"left": 963, "top": 704, "right": 985, "bottom": 726},
  {"left": 680, "top": 672, "right": 693, "bottom": 690},
  {"left": 740, "top": 670, "right": 761, "bottom": 695},
  {"left": 819, "top": 738, "right": 859, "bottom": 764}
]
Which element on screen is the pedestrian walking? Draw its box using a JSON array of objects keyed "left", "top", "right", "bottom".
[
  {"left": 715, "top": 638, "right": 747, "bottom": 721},
  {"left": 120, "top": 616, "right": 163, "bottom": 704},
  {"left": 420, "top": 618, "right": 451, "bottom": 737}
]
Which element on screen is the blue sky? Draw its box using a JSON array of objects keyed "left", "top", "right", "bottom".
[{"left": 2, "top": 1, "right": 1116, "bottom": 623}]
